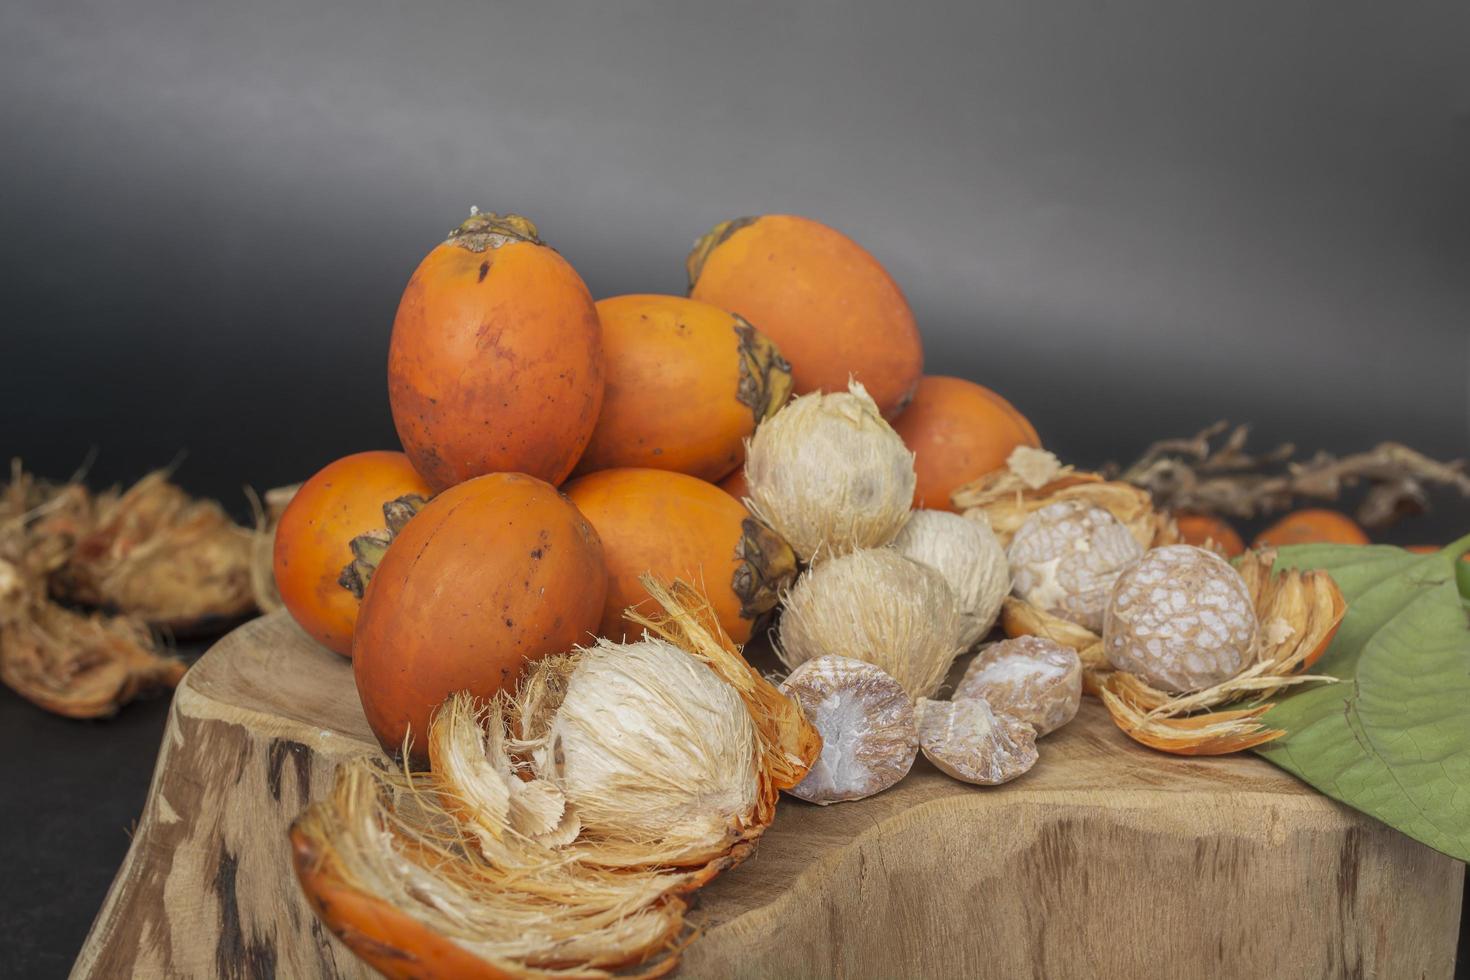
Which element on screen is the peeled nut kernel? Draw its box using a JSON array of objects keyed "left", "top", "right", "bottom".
[
  {"left": 1007, "top": 499, "right": 1144, "bottom": 631},
  {"left": 1103, "top": 544, "right": 1259, "bottom": 693},
  {"left": 891, "top": 509, "right": 1010, "bottom": 648},
  {"left": 955, "top": 636, "right": 1082, "bottom": 736},
  {"left": 914, "top": 697, "right": 1037, "bottom": 786},
  {"left": 778, "top": 656, "right": 919, "bottom": 805}
]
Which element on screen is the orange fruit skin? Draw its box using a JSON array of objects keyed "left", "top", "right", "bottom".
[
  {"left": 388, "top": 236, "right": 604, "bottom": 491},
  {"left": 290, "top": 826, "right": 518, "bottom": 980},
  {"left": 718, "top": 465, "right": 749, "bottom": 502},
  {"left": 272, "top": 451, "right": 432, "bottom": 658},
  {"left": 563, "top": 468, "right": 767, "bottom": 644},
  {"left": 352, "top": 473, "right": 605, "bottom": 763},
  {"left": 1254, "top": 509, "right": 1371, "bottom": 548},
  {"left": 689, "top": 215, "right": 922, "bottom": 417},
  {"left": 572, "top": 294, "right": 787, "bottom": 482},
  {"left": 890, "top": 376, "right": 1041, "bottom": 511},
  {"left": 1174, "top": 513, "right": 1246, "bottom": 558},
  {"left": 1403, "top": 545, "right": 1469, "bottom": 561}
]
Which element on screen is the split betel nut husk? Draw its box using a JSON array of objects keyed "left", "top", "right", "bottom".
[
  {"left": 954, "top": 448, "right": 1345, "bottom": 755},
  {"left": 290, "top": 577, "right": 820, "bottom": 979}
]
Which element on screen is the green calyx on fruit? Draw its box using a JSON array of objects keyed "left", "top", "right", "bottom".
[
  {"left": 446, "top": 209, "right": 543, "bottom": 252},
  {"left": 731, "top": 516, "right": 797, "bottom": 619},
  {"left": 338, "top": 494, "right": 428, "bottom": 598},
  {"left": 685, "top": 216, "right": 757, "bottom": 291},
  {"left": 733, "top": 315, "right": 794, "bottom": 425}
]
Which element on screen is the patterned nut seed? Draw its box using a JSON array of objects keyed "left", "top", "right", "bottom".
[
  {"left": 779, "top": 656, "right": 919, "bottom": 805},
  {"left": 1102, "top": 544, "right": 1259, "bottom": 693},
  {"left": 954, "top": 636, "right": 1082, "bottom": 736},
  {"left": 1006, "top": 500, "right": 1144, "bottom": 631},
  {"left": 891, "top": 509, "right": 1010, "bottom": 648},
  {"left": 914, "top": 697, "right": 1038, "bottom": 786}
]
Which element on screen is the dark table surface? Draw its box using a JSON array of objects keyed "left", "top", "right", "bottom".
[{"left": 6, "top": 516, "right": 1468, "bottom": 979}]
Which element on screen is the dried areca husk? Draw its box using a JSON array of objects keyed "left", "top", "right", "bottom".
[
  {"left": 778, "top": 656, "right": 918, "bottom": 805},
  {"left": 1094, "top": 549, "right": 1346, "bottom": 755},
  {"left": 891, "top": 509, "right": 1009, "bottom": 648},
  {"left": 1006, "top": 500, "right": 1144, "bottom": 632},
  {"left": 0, "top": 558, "right": 184, "bottom": 718},
  {"left": 778, "top": 548, "right": 963, "bottom": 700},
  {"left": 291, "top": 577, "right": 820, "bottom": 978},
  {"left": 53, "top": 471, "right": 255, "bottom": 631},
  {"left": 247, "top": 483, "right": 299, "bottom": 615},
  {"left": 744, "top": 381, "right": 916, "bottom": 561},
  {"left": 954, "top": 448, "right": 1179, "bottom": 552}
]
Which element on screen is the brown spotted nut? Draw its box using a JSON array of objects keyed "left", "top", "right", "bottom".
[
  {"left": 913, "top": 697, "right": 1038, "bottom": 786},
  {"left": 1006, "top": 500, "right": 1143, "bottom": 631},
  {"left": 778, "top": 655, "right": 919, "bottom": 805},
  {"left": 954, "top": 636, "right": 1082, "bottom": 736},
  {"left": 1102, "top": 544, "right": 1259, "bottom": 693}
]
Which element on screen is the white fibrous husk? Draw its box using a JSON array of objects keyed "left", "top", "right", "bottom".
[
  {"left": 744, "top": 381, "right": 916, "bottom": 561},
  {"left": 779, "top": 656, "right": 918, "bottom": 805},
  {"left": 534, "top": 638, "right": 759, "bottom": 864},
  {"left": 954, "top": 635, "right": 1082, "bottom": 737},
  {"left": 290, "top": 577, "right": 821, "bottom": 978},
  {"left": 891, "top": 509, "right": 1009, "bottom": 648},
  {"left": 914, "top": 697, "right": 1038, "bottom": 786},
  {"left": 779, "top": 548, "right": 963, "bottom": 701}
]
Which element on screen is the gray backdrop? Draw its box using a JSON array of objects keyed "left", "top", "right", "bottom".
[{"left": 2, "top": 0, "right": 1467, "bottom": 517}]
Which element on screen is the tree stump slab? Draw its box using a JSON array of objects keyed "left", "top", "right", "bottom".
[{"left": 74, "top": 613, "right": 1464, "bottom": 978}]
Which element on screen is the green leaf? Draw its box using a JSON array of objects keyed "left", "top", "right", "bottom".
[{"left": 1253, "top": 536, "right": 1470, "bottom": 862}]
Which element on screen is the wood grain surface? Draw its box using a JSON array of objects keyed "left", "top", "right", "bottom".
[{"left": 73, "top": 612, "right": 1464, "bottom": 979}]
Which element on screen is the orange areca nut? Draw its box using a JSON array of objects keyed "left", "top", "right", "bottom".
[
  {"left": 1254, "top": 508, "right": 1371, "bottom": 548},
  {"left": 718, "top": 465, "right": 749, "bottom": 502},
  {"left": 890, "top": 376, "right": 1041, "bottom": 511},
  {"left": 573, "top": 295, "right": 792, "bottom": 482},
  {"left": 1174, "top": 512, "right": 1246, "bottom": 557},
  {"left": 388, "top": 211, "right": 604, "bottom": 490},
  {"left": 291, "top": 579, "right": 819, "bottom": 978},
  {"left": 687, "top": 215, "right": 923, "bottom": 417},
  {"left": 351, "top": 473, "right": 606, "bottom": 764},
  {"left": 562, "top": 468, "right": 796, "bottom": 644},
  {"left": 272, "top": 451, "right": 432, "bottom": 657}
]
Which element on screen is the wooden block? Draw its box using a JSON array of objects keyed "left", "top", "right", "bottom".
[{"left": 74, "top": 613, "right": 1464, "bottom": 978}]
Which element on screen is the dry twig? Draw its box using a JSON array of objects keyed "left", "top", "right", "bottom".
[{"left": 1109, "top": 422, "right": 1470, "bottom": 529}]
